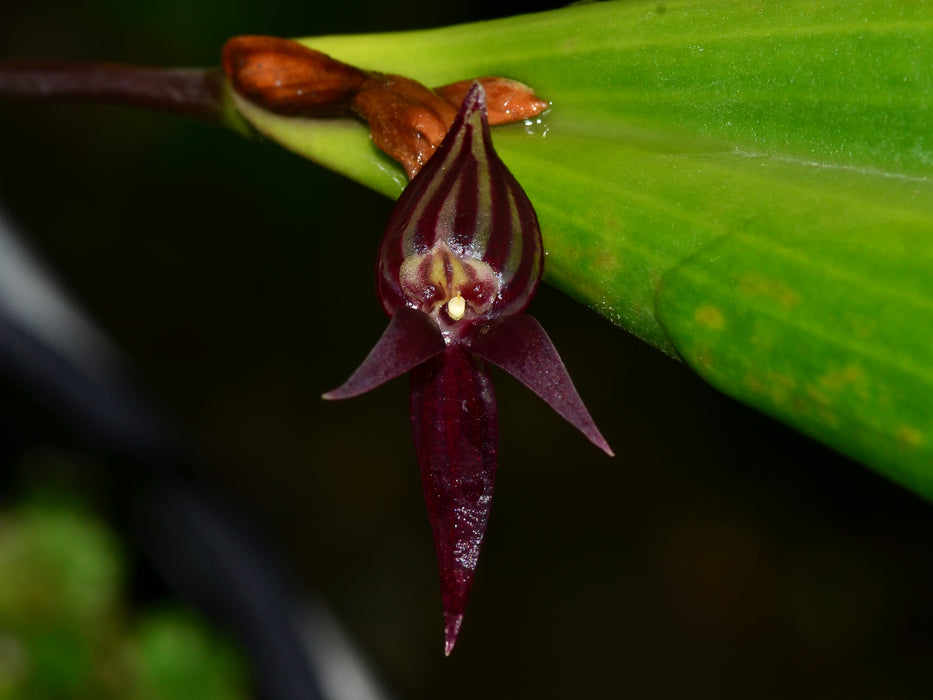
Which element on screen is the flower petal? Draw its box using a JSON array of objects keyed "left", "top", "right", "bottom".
[
  {"left": 409, "top": 344, "right": 497, "bottom": 655},
  {"left": 322, "top": 307, "right": 444, "bottom": 400},
  {"left": 468, "top": 314, "right": 613, "bottom": 456}
]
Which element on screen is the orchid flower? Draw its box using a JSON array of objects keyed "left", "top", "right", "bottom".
[
  {"left": 324, "top": 83, "right": 613, "bottom": 654},
  {"left": 0, "top": 31, "right": 608, "bottom": 658}
]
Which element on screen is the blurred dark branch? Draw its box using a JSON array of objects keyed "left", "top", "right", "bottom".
[
  {"left": 0, "top": 62, "right": 226, "bottom": 122},
  {"left": 0, "top": 210, "right": 333, "bottom": 699}
]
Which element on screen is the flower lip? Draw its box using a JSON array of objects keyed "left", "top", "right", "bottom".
[{"left": 398, "top": 239, "right": 501, "bottom": 325}]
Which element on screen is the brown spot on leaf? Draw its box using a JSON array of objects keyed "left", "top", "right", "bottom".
[
  {"left": 694, "top": 304, "right": 725, "bottom": 330},
  {"left": 896, "top": 425, "right": 923, "bottom": 448},
  {"left": 739, "top": 272, "right": 801, "bottom": 308}
]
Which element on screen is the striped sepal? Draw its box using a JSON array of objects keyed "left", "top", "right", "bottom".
[{"left": 377, "top": 82, "right": 543, "bottom": 324}]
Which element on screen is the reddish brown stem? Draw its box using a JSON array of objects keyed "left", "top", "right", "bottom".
[{"left": 0, "top": 62, "right": 226, "bottom": 122}]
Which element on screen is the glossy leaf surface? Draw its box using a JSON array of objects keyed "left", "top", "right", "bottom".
[{"left": 229, "top": 1, "right": 933, "bottom": 498}]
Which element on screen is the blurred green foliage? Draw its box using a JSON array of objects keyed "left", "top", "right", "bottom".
[{"left": 0, "top": 491, "right": 248, "bottom": 700}]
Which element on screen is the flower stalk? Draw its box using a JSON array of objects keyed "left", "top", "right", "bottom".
[{"left": 0, "top": 62, "right": 228, "bottom": 123}]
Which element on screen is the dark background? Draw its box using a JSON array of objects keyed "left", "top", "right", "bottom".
[{"left": 2, "top": 1, "right": 933, "bottom": 697}]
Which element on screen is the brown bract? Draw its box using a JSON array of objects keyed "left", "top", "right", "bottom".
[
  {"left": 221, "top": 35, "right": 549, "bottom": 178},
  {"left": 353, "top": 73, "right": 458, "bottom": 178},
  {"left": 222, "top": 35, "right": 365, "bottom": 117},
  {"left": 437, "top": 77, "right": 550, "bottom": 125}
]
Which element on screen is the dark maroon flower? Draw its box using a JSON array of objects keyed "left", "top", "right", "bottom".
[{"left": 325, "top": 83, "right": 612, "bottom": 654}]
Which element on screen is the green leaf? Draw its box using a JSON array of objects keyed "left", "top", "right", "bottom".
[{"left": 231, "top": 1, "right": 933, "bottom": 497}]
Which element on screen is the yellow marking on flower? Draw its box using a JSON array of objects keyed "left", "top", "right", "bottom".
[
  {"left": 447, "top": 294, "right": 466, "bottom": 321},
  {"left": 399, "top": 240, "right": 500, "bottom": 318}
]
